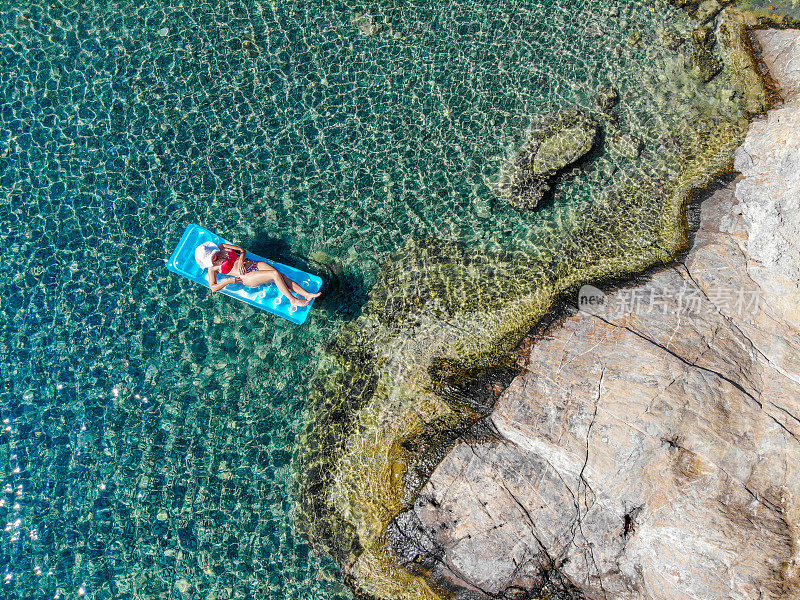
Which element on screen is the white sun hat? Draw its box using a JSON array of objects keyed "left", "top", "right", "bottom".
[{"left": 194, "top": 241, "right": 219, "bottom": 269}]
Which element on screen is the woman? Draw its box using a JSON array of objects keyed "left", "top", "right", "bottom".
[{"left": 194, "top": 241, "right": 320, "bottom": 308}]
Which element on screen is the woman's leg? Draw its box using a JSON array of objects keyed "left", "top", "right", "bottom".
[
  {"left": 239, "top": 266, "right": 316, "bottom": 307},
  {"left": 249, "top": 262, "right": 321, "bottom": 300},
  {"left": 277, "top": 272, "right": 321, "bottom": 300},
  {"left": 242, "top": 270, "right": 308, "bottom": 306}
]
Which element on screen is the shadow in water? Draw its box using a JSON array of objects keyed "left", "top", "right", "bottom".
[
  {"left": 249, "top": 234, "right": 369, "bottom": 323},
  {"left": 248, "top": 236, "right": 293, "bottom": 262}
]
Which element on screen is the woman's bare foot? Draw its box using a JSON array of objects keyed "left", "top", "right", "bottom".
[
  {"left": 289, "top": 295, "right": 310, "bottom": 308},
  {"left": 303, "top": 291, "right": 322, "bottom": 300}
]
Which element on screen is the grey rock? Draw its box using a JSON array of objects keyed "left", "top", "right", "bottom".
[
  {"left": 755, "top": 29, "right": 800, "bottom": 102},
  {"left": 736, "top": 29, "right": 800, "bottom": 293},
  {"left": 395, "top": 179, "right": 800, "bottom": 599}
]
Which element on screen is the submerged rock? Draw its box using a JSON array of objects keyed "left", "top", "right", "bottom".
[
  {"left": 691, "top": 48, "right": 723, "bottom": 82},
  {"left": 609, "top": 128, "right": 643, "bottom": 159},
  {"left": 694, "top": 0, "right": 727, "bottom": 23},
  {"left": 661, "top": 28, "right": 685, "bottom": 51},
  {"left": 667, "top": 0, "right": 732, "bottom": 23},
  {"left": 584, "top": 22, "right": 604, "bottom": 39},
  {"left": 717, "top": 17, "right": 776, "bottom": 115},
  {"left": 595, "top": 86, "right": 619, "bottom": 113},
  {"left": 494, "top": 109, "right": 599, "bottom": 210},
  {"left": 353, "top": 12, "right": 382, "bottom": 37},
  {"left": 691, "top": 25, "right": 715, "bottom": 49},
  {"left": 627, "top": 30, "right": 643, "bottom": 48}
]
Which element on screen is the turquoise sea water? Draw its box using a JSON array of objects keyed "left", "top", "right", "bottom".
[{"left": 0, "top": 1, "right": 734, "bottom": 598}]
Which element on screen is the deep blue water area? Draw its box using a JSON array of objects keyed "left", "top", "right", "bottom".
[{"left": 0, "top": 0, "right": 728, "bottom": 598}]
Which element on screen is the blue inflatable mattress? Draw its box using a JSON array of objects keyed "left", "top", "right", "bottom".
[{"left": 166, "top": 224, "right": 322, "bottom": 325}]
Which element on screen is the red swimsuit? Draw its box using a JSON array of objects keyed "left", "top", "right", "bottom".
[
  {"left": 219, "top": 249, "right": 260, "bottom": 275},
  {"left": 219, "top": 249, "right": 240, "bottom": 275}
]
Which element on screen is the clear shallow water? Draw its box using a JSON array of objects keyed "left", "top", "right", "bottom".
[{"left": 0, "top": 0, "right": 733, "bottom": 598}]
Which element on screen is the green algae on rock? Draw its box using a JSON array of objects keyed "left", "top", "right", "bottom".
[
  {"left": 492, "top": 109, "right": 600, "bottom": 211},
  {"left": 608, "top": 126, "right": 644, "bottom": 158},
  {"left": 294, "top": 4, "right": 782, "bottom": 600},
  {"left": 691, "top": 48, "right": 724, "bottom": 81}
]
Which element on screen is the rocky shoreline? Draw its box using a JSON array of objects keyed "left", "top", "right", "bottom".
[
  {"left": 389, "top": 28, "right": 800, "bottom": 600},
  {"left": 294, "top": 6, "right": 800, "bottom": 600}
]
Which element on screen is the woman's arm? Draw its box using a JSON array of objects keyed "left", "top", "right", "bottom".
[
  {"left": 220, "top": 242, "right": 246, "bottom": 254},
  {"left": 207, "top": 266, "right": 241, "bottom": 292}
]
